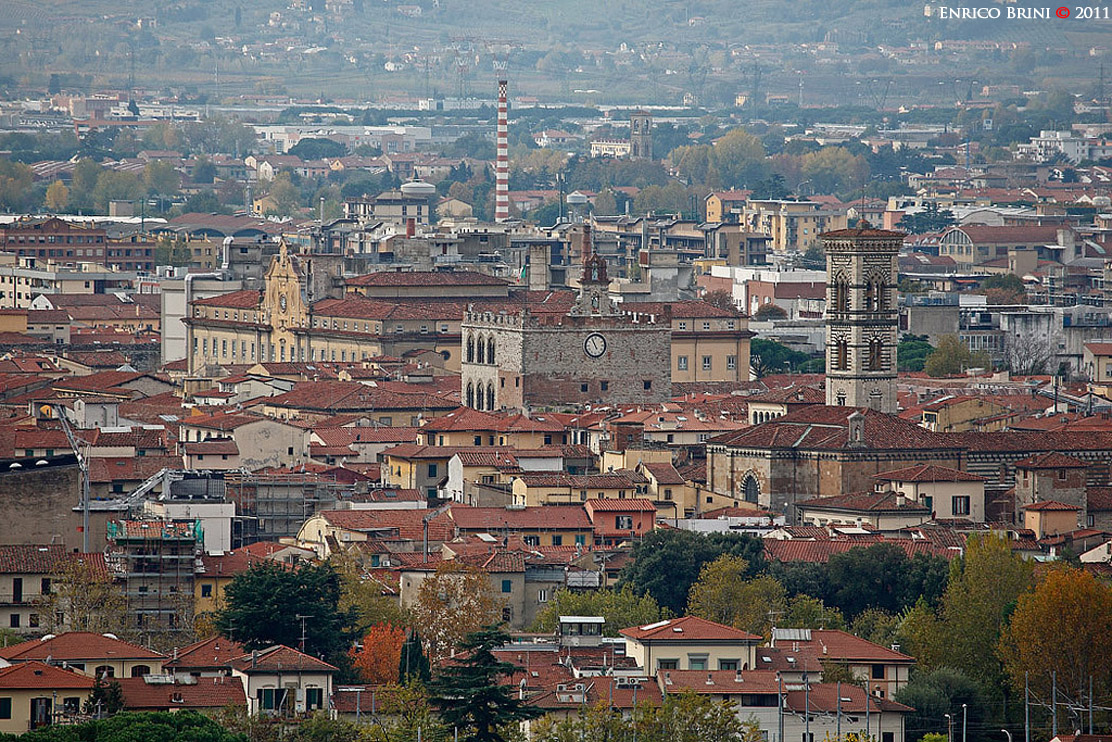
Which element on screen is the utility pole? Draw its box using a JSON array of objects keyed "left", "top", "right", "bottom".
[
  {"left": 836, "top": 681, "right": 842, "bottom": 738},
  {"left": 963, "top": 703, "right": 968, "bottom": 742},
  {"left": 804, "top": 673, "right": 810, "bottom": 742},
  {"left": 296, "top": 614, "right": 313, "bottom": 653},
  {"left": 1024, "top": 672, "right": 1030, "bottom": 742},
  {"left": 1052, "top": 671, "right": 1058, "bottom": 738}
]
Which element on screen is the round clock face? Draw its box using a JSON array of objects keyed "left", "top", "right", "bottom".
[
  {"left": 584, "top": 333, "right": 607, "bottom": 358},
  {"left": 279, "top": 295, "right": 288, "bottom": 313}
]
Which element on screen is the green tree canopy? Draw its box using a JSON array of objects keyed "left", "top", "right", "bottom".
[
  {"left": 288, "top": 137, "right": 348, "bottom": 160},
  {"left": 0, "top": 711, "right": 244, "bottom": 742},
  {"left": 214, "top": 562, "right": 356, "bottom": 673},
  {"left": 429, "top": 626, "right": 543, "bottom": 742},
  {"left": 898, "top": 334, "right": 934, "bottom": 372},
  {"left": 924, "top": 334, "right": 991, "bottom": 377},
  {"left": 619, "top": 530, "right": 766, "bottom": 615},
  {"left": 531, "top": 586, "right": 664, "bottom": 637}
]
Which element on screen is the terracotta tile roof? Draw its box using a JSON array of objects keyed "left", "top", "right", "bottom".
[
  {"left": 0, "top": 661, "right": 95, "bottom": 690},
  {"left": 947, "top": 224, "right": 1064, "bottom": 243},
  {"left": 797, "top": 490, "right": 931, "bottom": 514},
  {"left": 0, "top": 546, "right": 106, "bottom": 576},
  {"left": 449, "top": 505, "right": 591, "bottom": 531},
  {"left": 709, "top": 406, "right": 955, "bottom": 451},
  {"left": 659, "top": 669, "right": 781, "bottom": 694},
  {"left": 1023, "top": 500, "right": 1080, "bottom": 511},
  {"left": 0, "top": 632, "right": 166, "bottom": 663},
  {"left": 874, "top": 464, "right": 985, "bottom": 483},
  {"left": 953, "top": 430, "right": 1112, "bottom": 454},
  {"left": 764, "top": 539, "right": 957, "bottom": 563},
  {"left": 263, "top": 380, "right": 456, "bottom": 414},
  {"left": 421, "top": 407, "right": 565, "bottom": 433},
  {"left": 744, "top": 385, "right": 826, "bottom": 404},
  {"left": 163, "top": 636, "right": 248, "bottom": 670},
  {"left": 229, "top": 645, "right": 337, "bottom": 674},
  {"left": 1016, "top": 452, "right": 1088, "bottom": 469},
  {"left": 514, "top": 473, "right": 638, "bottom": 489},
  {"left": 319, "top": 509, "right": 453, "bottom": 541},
  {"left": 117, "top": 675, "right": 246, "bottom": 710},
  {"left": 621, "top": 301, "right": 742, "bottom": 319},
  {"left": 619, "top": 615, "right": 761, "bottom": 642},
  {"left": 52, "top": 371, "right": 146, "bottom": 394},
  {"left": 347, "top": 271, "right": 510, "bottom": 287},
  {"left": 88, "top": 455, "right": 179, "bottom": 483},
  {"left": 585, "top": 498, "right": 657, "bottom": 513},
  {"left": 352, "top": 487, "right": 423, "bottom": 503},
  {"left": 784, "top": 629, "right": 915, "bottom": 663},
  {"left": 312, "top": 426, "right": 419, "bottom": 446},
  {"left": 108, "top": 520, "right": 199, "bottom": 541},
  {"left": 190, "top": 290, "right": 262, "bottom": 309},
  {"left": 640, "top": 462, "right": 685, "bottom": 485},
  {"left": 181, "top": 412, "right": 269, "bottom": 431},
  {"left": 531, "top": 675, "right": 663, "bottom": 710},
  {"left": 1085, "top": 342, "right": 1112, "bottom": 356}
]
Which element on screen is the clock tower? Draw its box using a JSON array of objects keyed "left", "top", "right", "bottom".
[{"left": 460, "top": 224, "right": 672, "bottom": 411}]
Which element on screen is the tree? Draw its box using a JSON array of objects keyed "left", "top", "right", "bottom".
[
  {"left": 898, "top": 334, "right": 934, "bottom": 373},
  {"left": 84, "top": 676, "right": 124, "bottom": 715},
  {"left": 783, "top": 594, "right": 845, "bottom": 630},
  {"left": 531, "top": 587, "right": 664, "bottom": 636},
  {"left": 999, "top": 566, "right": 1112, "bottom": 701},
  {"left": 288, "top": 137, "right": 347, "bottom": 160},
  {"left": 894, "top": 667, "right": 988, "bottom": 742},
  {"left": 825, "top": 544, "right": 947, "bottom": 620},
  {"left": 849, "top": 608, "right": 904, "bottom": 649},
  {"left": 37, "top": 556, "right": 126, "bottom": 635},
  {"left": 330, "top": 550, "right": 406, "bottom": 635},
  {"left": 153, "top": 235, "right": 192, "bottom": 267},
  {"left": 619, "top": 530, "right": 766, "bottom": 616},
  {"left": 90, "top": 170, "right": 144, "bottom": 213},
  {"left": 753, "top": 303, "right": 787, "bottom": 320},
  {"left": 144, "top": 160, "right": 181, "bottom": 196},
  {"left": 0, "top": 160, "right": 34, "bottom": 212},
  {"left": 69, "top": 158, "right": 103, "bottom": 211},
  {"left": 924, "top": 334, "right": 981, "bottom": 377},
  {"left": 898, "top": 203, "right": 956, "bottom": 234},
  {"left": 688, "top": 555, "right": 787, "bottom": 637},
  {"left": 8, "top": 711, "right": 246, "bottom": 742},
  {"left": 214, "top": 562, "right": 356, "bottom": 672},
  {"left": 592, "top": 188, "right": 618, "bottom": 216},
  {"left": 702, "top": 290, "right": 735, "bottom": 311},
  {"left": 907, "top": 535, "right": 1033, "bottom": 687},
  {"left": 801, "top": 147, "right": 869, "bottom": 197},
  {"left": 428, "top": 626, "right": 543, "bottom": 742},
  {"left": 399, "top": 629, "right": 432, "bottom": 684},
  {"left": 351, "top": 622, "right": 405, "bottom": 685},
  {"left": 748, "top": 338, "right": 813, "bottom": 378},
  {"left": 44, "top": 180, "right": 69, "bottom": 212},
  {"left": 265, "top": 173, "right": 301, "bottom": 216},
  {"left": 979, "top": 273, "right": 1027, "bottom": 304},
  {"left": 712, "top": 129, "right": 766, "bottom": 187},
  {"left": 409, "top": 562, "right": 504, "bottom": 664},
  {"left": 192, "top": 157, "right": 217, "bottom": 185}
]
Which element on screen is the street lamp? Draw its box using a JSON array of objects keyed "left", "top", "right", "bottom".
[
  {"left": 945, "top": 713, "right": 953, "bottom": 742},
  {"left": 1002, "top": 730, "right": 1013, "bottom": 742},
  {"left": 963, "top": 704, "right": 968, "bottom": 742}
]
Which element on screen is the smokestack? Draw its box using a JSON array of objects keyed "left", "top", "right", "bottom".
[
  {"left": 406, "top": 218, "right": 416, "bottom": 239},
  {"left": 496, "top": 78, "right": 509, "bottom": 222}
]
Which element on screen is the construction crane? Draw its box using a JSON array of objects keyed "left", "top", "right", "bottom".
[{"left": 42, "top": 404, "right": 91, "bottom": 553}]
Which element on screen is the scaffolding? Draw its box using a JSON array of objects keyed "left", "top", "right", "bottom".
[{"left": 224, "top": 471, "right": 347, "bottom": 541}]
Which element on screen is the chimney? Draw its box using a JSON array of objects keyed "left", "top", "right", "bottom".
[
  {"left": 406, "top": 218, "right": 415, "bottom": 239},
  {"left": 527, "top": 244, "right": 549, "bottom": 291},
  {"left": 495, "top": 78, "right": 510, "bottom": 222}
]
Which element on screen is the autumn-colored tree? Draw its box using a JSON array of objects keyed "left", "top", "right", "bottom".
[
  {"left": 410, "top": 562, "right": 503, "bottom": 664},
  {"left": 351, "top": 622, "right": 406, "bottom": 685},
  {"left": 687, "top": 555, "right": 786, "bottom": 637},
  {"left": 999, "top": 566, "right": 1112, "bottom": 700},
  {"left": 36, "top": 556, "right": 125, "bottom": 635},
  {"left": 712, "top": 129, "right": 766, "bottom": 187},
  {"left": 45, "top": 180, "right": 69, "bottom": 212},
  {"left": 904, "top": 534, "right": 1033, "bottom": 687}
]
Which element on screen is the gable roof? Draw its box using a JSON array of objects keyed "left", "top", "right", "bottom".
[
  {"left": 117, "top": 675, "right": 246, "bottom": 710},
  {"left": 796, "top": 490, "right": 931, "bottom": 514},
  {"left": 449, "top": 505, "right": 591, "bottom": 532},
  {"left": 1015, "top": 452, "right": 1088, "bottom": 469},
  {"left": 0, "top": 632, "right": 166, "bottom": 663},
  {"left": 1023, "top": 500, "right": 1080, "bottom": 512},
  {"left": 874, "top": 464, "right": 985, "bottom": 483},
  {"left": 347, "top": 271, "right": 510, "bottom": 287},
  {"left": 0, "top": 661, "right": 95, "bottom": 690},
  {"left": 162, "top": 636, "right": 247, "bottom": 670},
  {"left": 619, "top": 615, "right": 761, "bottom": 643},
  {"left": 229, "top": 645, "right": 337, "bottom": 674},
  {"left": 709, "top": 406, "right": 955, "bottom": 452}
]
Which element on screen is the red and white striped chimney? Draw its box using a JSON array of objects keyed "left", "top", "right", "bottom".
[{"left": 495, "top": 78, "right": 509, "bottom": 222}]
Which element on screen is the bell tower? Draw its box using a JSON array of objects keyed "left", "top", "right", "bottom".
[{"left": 823, "top": 224, "right": 903, "bottom": 413}]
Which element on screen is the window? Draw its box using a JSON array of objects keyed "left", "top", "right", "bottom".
[
  {"left": 258, "top": 688, "right": 277, "bottom": 711},
  {"left": 688, "top": 656, "right": 708, "bottom": 671},
  {"left": 616, "top": 515, "right": 634, "bottom": 530},
  {"left": 702, "top": 321, "right": 711, "bottom": 330},
  {"left": 643, "top": 380, "right": 652, "bottom": 391},
  {"left": 0, "top": 698, "right": 10, "bottom": 720},
  {"left": 581, "top": 383, "right": 589, "bottom": 393},
  {"left": 600, "top": 381, "right": 609, "bottom": 392},
  {"left": 552, "top": 535, "right": 563, "bottom": 546},
  {"left": 867, "top": 338, "right": 884, "bottom": 371},
  {"left": 677, "top": 356, "right": 688, "bottom": 371},
  {"left": 871, "top": 664, "right": 885, "bottom": 679},
  {"left": 952, "top": 496, "right": 971, "bottom": 516},
  {"left": 131, "top": 665, "right": 151, "bottom": 677},
  {"left": 1058, "top": 469, "right": 1067, "bottom": 480},
  {"left": 501, "top": 579, "right": 512, "bottom": 593},
  {"left": 40, "top": 578, "right": 50, "bottom": 595},
  {"left": 719, "top": 660, "right": 739, "bottom": 671},
  {"left": 201, "top": 584, "right": 213, "bottom": 598},
  {"left": 727, "top": 355, "right": 737, "bottom": 370},
  {"left": 95, "top": 665, "right": 114, "bottom": 679},
  {"left": 306, "top": 688, "right": 324, "bottom": 710},
  {"left": 702, "top": 355, "right": 712, "bottom": 371},
  {"left": 28, "top": 613, "right": 38, "bottom": 628},
  {"left": 664, "top": 488, "right": 673, "bottom": 500},
  {"left": 575, "top": 534, "right": 586, "bottom": 546},
  {"left": 523, "top": 535, "right": 539, "bottom": 547},
  {"left": 427, "top": 464, "right": 438, "bottom": 478},
  {"left": 8, "top": 614, "right": 17, "bottom": 628},
  {"left": 657, "top": 659, "right": 678, "bottom": 670},
  {"left": 678, "top": 321, "right": 687, "bottom": 331},
  {"left": 537, "top": 589, "right": 549, "bottom": 603}
]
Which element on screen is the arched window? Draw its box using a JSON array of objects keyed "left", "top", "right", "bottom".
[
  {"left": 466, "top": 382, "right": 474, "bottom": 408},
  {"left": 832, "top": 274, "right": 850, "bottom": 313},
  {"left": 486, "top": 383, "right": 496, "bottom": 411},
  {"left": 865, "top": 275, "right": 886, "bottom": 311},
  {"left": 487, "top": 337, "right": 495, "bottom": 365},
  {"left": 130, "top": 665, "right": 151, "bottom": 678},
  {"left": 95, "top": 665, "right": 114, "bottom": 679},
  {"left": 476, "top": 335, "right": 486, "bottom": 364},
  {"left": 867, "top": 337, "right": 884, "bottom": 371},
  {"left": 741, "top": 475, "right": 760, "bottom": 504},
  {"left": 466, "top": 334, "right": 474, "bottom": 363}
]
